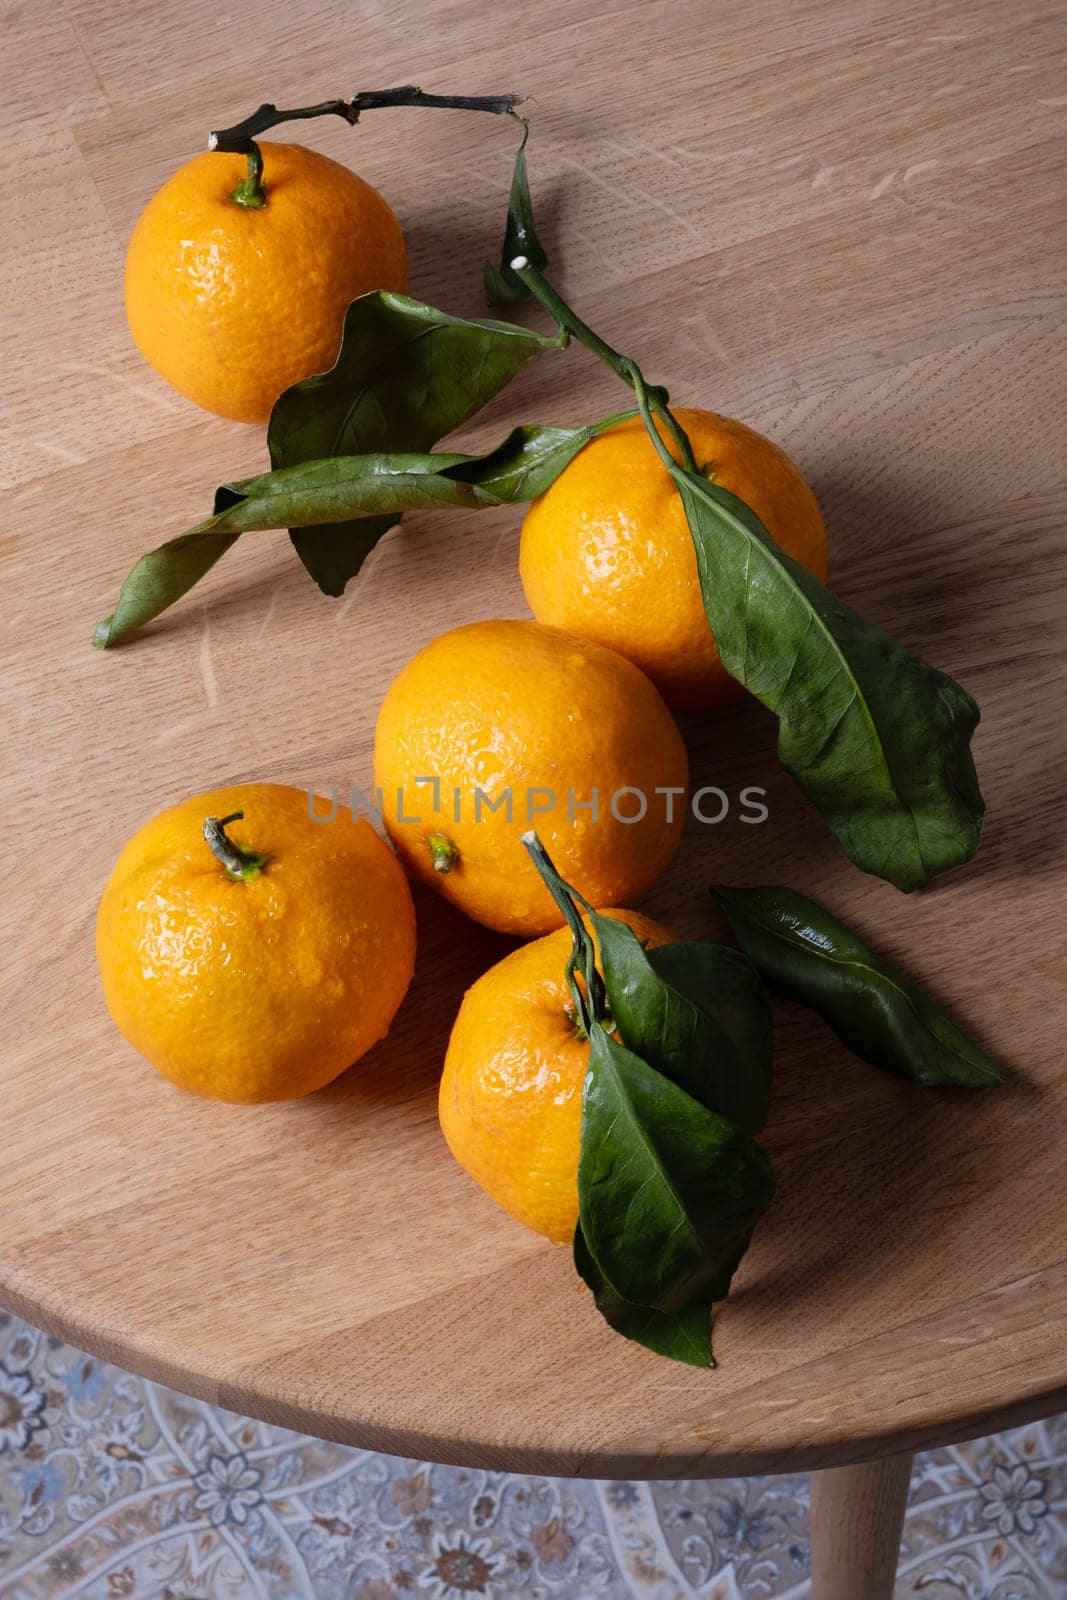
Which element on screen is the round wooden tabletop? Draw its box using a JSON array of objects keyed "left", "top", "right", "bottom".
[{"left": 4, "top": 0, "right": 1066, "bottom": 1481}]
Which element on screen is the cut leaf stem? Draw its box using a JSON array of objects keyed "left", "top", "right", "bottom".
[
  {"left": 228, "top": 142, "right": 267, "bottom": 209},
  {"left": 509, "top": 256, "right": 698, "bottom": 473},
  {"left": 520, "top": 830, "right": 605, "bottom": 1033}
]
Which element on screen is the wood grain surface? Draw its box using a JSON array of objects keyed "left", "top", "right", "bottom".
[
  {"left": 2, "top": 0, "right": 1066, "bottom": 1479},
  {"left": 810, "top": 1455, "right": 914, "bottom": 1599}
]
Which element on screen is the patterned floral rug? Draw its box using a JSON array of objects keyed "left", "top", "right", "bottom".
[{"left": 0, "top": 1311, "right": 1063, "bottom": 1599}]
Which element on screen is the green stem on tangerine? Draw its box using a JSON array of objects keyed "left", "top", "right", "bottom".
[
  {"left": 506, "top": 256, "right": 699, "bottom": 475},
  {"left": 203, "top": 812, "right": 271, "bottom": 881},
  {"left": 520, "top": 831, "right": 607, "bottom": 1037},
  {"left": 426, "top": 833, "right": 459, "bottom": 874},
  {"left": 210, "top": 88, "right": 522, "bottom": 210},
  {"left": 228, "top": 143, "right": 267, "bottom": 209}
]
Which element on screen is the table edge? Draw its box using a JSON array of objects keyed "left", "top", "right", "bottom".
[{"left": 5, "top": 1278, "right": 1065, "bottom": 1481}]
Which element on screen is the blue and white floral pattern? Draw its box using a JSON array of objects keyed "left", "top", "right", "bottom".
[
  {"left": 192, "top": 1453, "right": 265, "bottom": 1529},
  {"left": 978, "top": 1464, "right": 1050, "bottom": 1539},
  {"left": 0, "top": 1310, "right": 1063, "bottom": 1598},
  {"left": 0, "top": 1363, "right": 47, "bottom": 1458}
]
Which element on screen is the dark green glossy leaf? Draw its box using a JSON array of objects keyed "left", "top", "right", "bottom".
[
  {"left": 712, "top": 884, "right": 1004, "bottom": 1088},
  {"left": 591, "top": 915, "right": 772, "bottom": 1135},
  {"left": 218, "top": 453, "right": 498, "bottom": 524},
  {"left": 96, "top": 292, "right": 569, "bottom": 636},
  {"left": 578, "top": 1024, "right": 775, "bottom": 1314},
  {"left": 93, "top": 454, "right": 495, "bottom": 647},
  {"left": 444, "top": 414, "right": 630, "bottom": 498},
  {"left": 484, "top": 119, "right": 548, "bottom": 305},
  {"left": 268, "top": 290, "right": 563, "bottom": 467},
  {"left": 519, "top": 829, "right": 775, "bottom": 1369},
  {"left": 277, "top": 522, "right": 389, "bottom": 601},
  {"left": 573, "top": 1225, "right": 714, "bottom": 1368},
  {"left": 93, "top": 528, "right": 242, "bottom": 649},
  {"left": 648, "top": 945, "right": 773, "bottom": 1120},
  {"left": 668, "top": 466, "right": 984, "bottom": 891},
  {"left": 268, "top": 290, "right": 565, "bottom": 594},
  {"left": 93, "top": 419, "right": 624, "bottom": 646}
]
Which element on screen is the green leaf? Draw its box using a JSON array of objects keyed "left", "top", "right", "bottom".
[
  {"left": 93, "top": 527, "right": 242, "bottom": 649},
  {"left": 520, "top": 830, "right": 774, "bottom": 1369},
  {"left": 268, "top": 290, "right": 565, "bottom": 594},
  {"left": 443, "top": 415, "right": 631, "bottom": 499},
  {"left": 648, "top": 946, "right": 773, "bottom": 1115},
  {"left": 668, "top": 466, "right": 984, "bottom": 891},
  {"left": 591, "top": 915, "right": 772, "bottom": 1135},
  {"left": 92, "top": 420, "right": 624, "bottom": 646},
  {"left": 573, "top": 1225, "right": 714, "bottom": 1368},
  {"left": 268, "top": 291, "right": 563, "bottom": 466},
  {"left": 578, "top": 1025, "right": 775, "bottom": 1315},
  {"left": 484, "top": 119, "right": 548, "bottom": 305},
  {"left": 711, "top": 884, "right": 1004, "bottom": 1088},
  {"left": 95, "top": 292, "right": 569, "bottom": 637},
  {"left": 271, "top": 522, "right": 389, "bottom": 602},
  {"left": 93, "top": 454, "right": 498, "bottom": 648},
  {"left": 220, "top": 453, "right": 501, "bottom": 524}
]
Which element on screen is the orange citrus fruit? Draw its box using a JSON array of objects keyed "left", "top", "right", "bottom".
[
  {"left": 519, "top": 407, "right": 828, "bottom": 710},
  {"left": 440, "top": 909, "right": 675, "bottom": 1243},
  {"left": 373, "top": 620, "right": 688, "bottom": 937},
  {"left": 96, "top": 783, "right": 415, "bottom": 1102},
  {"left": 124, "top": 142, "right": 407, "bottom": 423}
]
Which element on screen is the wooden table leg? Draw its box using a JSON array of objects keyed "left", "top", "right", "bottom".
[{"left": 810, "top": 1453, "right": 913, "bottom": 1599}]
